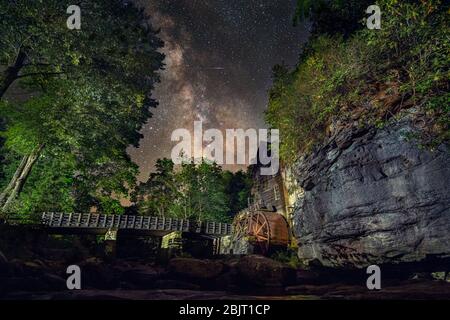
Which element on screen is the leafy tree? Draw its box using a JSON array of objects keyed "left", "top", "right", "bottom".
[
  {"left": 269, "top": 0, "right": 449, "bottom": 163},
  {"left": 134, "top": 158, "right": 179, "bottom": 217},
  {"left": 12, "top": 155, "right": 76, "bottom": 217},
  {"left": 0, "top": 0, "right": 164, "bottom": 215},
  {"left": 194, "top": 160, "right": 230, "bottom": 222},
  {"left": 293, "top": 0, "right": 374, "bottom": 37},
  {"left": 0, "top": 0, "right": 164, "bottom": 100},
  {"left": 222, "top": 169, "right": 253, "bottom": 218},
  {"left": 135, "top": 159, "right": 253, "bottom": 223},
  {"left": 170, "top": 160, "right": 230, "bottom": 222}
]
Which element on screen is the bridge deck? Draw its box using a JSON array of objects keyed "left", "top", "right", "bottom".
[{"left": 41, "top": 213, "right": 233, "bottom": 237}]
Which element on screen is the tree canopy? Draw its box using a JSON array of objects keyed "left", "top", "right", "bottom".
[
  {"left": 293, "top": 0, "right": 374, "bottom": 36},
  {"left": 0, "top": 0, "right": 164, "bottom": 216},
  {"left": 134, "top": 158, "right": 253, "bottom": 223},
  {"left": 268, "top": 0, "right": 449, "bottom": 163}
]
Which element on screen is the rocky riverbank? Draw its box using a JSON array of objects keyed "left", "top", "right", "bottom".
[{"left": 1, "top": 250, "right": 449, "bottom": 300}]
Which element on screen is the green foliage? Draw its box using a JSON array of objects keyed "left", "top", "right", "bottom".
[
  {"left": 367, "top": 0, "right": 449, "bottom": 146},
  {"left": 0, "top": 0, "right": 164, "bottom": 102},
  {"left": 293, "top": 0, "right": 374, "bottom": 36},
  {"left": 266, "top": 35, "right": 368, "bottom": 162},
  {"left": 97, "top": 198, "right": 125, "bottom": 215},
  {"left": 293, "top": 0, "right": 324, "bottom": 22},
  {"left": 222, "top": 170, "right": 253, "bottom": 218},
  {"left": 0, "top": 0, "right": 164, "bottom": 214},
  {"left": 5, "top": 154, "right": 75, "bottom": 215},
  {"left": 271, "top": 248, "right": 304, "bottom": 269},
  {"left": 268, "top": 0, "right": 449, "bottom": 163},
  {"left": 135, "top": 159, "right": 253, "bottom": 222},
  {"left": 189, "top": 160, "right": 230, "bottom": 222},
  {"left": 134, "top": 158, "right": 179, "bottom": 218}
]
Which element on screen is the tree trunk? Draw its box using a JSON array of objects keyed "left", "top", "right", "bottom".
[
  {"left": 0, "top": 155, "right": 29, "bottom": 206},
  {"left": 0, "top": 144, "right": 44, "bottom": 212},
  {"left": 0, "top": 50, "right": 27, "bottom": 100}
]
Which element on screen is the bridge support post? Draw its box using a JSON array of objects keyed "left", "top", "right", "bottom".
[
  {"left": 213, "top": 238, "right": 221, "bottom": 255},
  {"left": 104, "top": 228, "right": 118, "bottom": 258}
]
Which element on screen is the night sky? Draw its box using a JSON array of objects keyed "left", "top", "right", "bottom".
[{"left": 128, "top": 0, "right": 309, "bottom": 181}]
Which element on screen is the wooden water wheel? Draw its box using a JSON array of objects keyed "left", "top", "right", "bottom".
[{"left": 232, "top": 210, "right": 289, "bottom": 254}]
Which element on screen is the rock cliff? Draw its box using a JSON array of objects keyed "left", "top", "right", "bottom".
[{"left": 292, "top": 112, "right": 450, "bottom": 269}]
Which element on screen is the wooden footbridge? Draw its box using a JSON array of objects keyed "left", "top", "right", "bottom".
[{"left": 41, "top": 212, "right": 233, "bottom": 238}]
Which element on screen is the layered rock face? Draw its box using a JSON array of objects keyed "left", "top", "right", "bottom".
[{"left": 293, "top": 114, "right": 450, "bottom": 268}]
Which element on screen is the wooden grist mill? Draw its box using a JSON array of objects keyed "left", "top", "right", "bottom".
[
  {"left": 217, "top": 149, "right": 300, "bottom": 255},
  {"left": 232, "top": 209, "right": 290, "bottom": 255}
]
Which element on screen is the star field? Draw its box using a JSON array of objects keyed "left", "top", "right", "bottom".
[{"left": 129, "top": 0, "right": 309, "bottom": 181}]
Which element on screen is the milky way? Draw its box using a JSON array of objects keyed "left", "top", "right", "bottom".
[{"left": 128, "top": 0, "right": 309, "bottom": 181}]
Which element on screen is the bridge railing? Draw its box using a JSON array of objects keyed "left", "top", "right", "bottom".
[
  {"left": 42, "top": 213, "right": 191, "bottom": 232},
  {"left": 204, "top": 221, "right": 233, "bottom": 236},
  {"left": 41, "top": 212, "right": 233, "bottom": 236}
]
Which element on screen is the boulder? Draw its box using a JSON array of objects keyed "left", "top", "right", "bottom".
[
  {"left": 168, "top": 258, "right": 224, "bottom": 280},
  {"left": 22, "top": 261, "right": 48, "bottom": 274},
  {"left": 0, "top": 250, "right": 7, "bottom": 265},
  {"left": 0, "top": 250, "right": 9, "bottom": 273},
  {"left": 293, "top": 113, "right": 450, "bottom": 268},
  {"left": 41, "top": 273, "right": 66, "bottom": 291},
  {"left": 295, "top": 270, "right": 321, "bottom": 285},
  {"left": 7, "top": 259, "right": 47, "bottom": 277},
  {"left": 78, "top": 258, "right": 118, "bottom": 289},
  {"left": 81, "top": 257, "right": 103, "bottom": 266},
  {"left": 154, "top": 279, "right": 201, "bottom": 290},
  {"left": 120, "top": 266, "right": 161, "bottom": 288},
  {"left": 214, "top": 268, "right": 240, "bottom": 291},
  {"left": 235, "top": 255, "right": 296, "bottom": 287}
]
